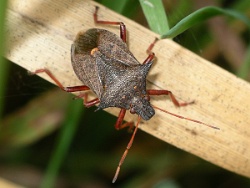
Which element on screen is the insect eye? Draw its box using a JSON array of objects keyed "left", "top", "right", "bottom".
[{"left": 143, "top": 95, "right": 150, "bottom": 101}]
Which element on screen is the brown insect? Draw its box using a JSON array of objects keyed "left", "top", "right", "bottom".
[{"left": 31, "top": 6, "right": 219, "bottom": 183}]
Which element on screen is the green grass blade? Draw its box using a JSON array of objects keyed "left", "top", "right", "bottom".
[
  {"left": 40, "top": 99, "right": 83, "bottom": 188},
  {"left": 0, "top": 0, "right": 9, "bottom": 120},
  {"left": 161, "top": 6, "right": 250, "bottom": 39},
  {"left": 168, "top": 0, "right": 192, "bottom": 27},
  {"left": 0, "top": 60, "right": 9, "bottom": 120},
  {"left": 139, "top": 0, "right": 169, "bottom": 35}
]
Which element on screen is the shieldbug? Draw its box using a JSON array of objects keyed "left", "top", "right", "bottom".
[{"left": 32, "top": 6, "right": 219, "bottom": 183}]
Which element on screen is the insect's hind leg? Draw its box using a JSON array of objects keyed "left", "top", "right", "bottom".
[
  {"left": 30, "top": 69, "right": 90, "bottom": 93},
  {"left": 94, "top": 6, "right": 126, "bottom": 43},
  {"left": 77, "top": 93, "right": 100, "bottom": 108}
]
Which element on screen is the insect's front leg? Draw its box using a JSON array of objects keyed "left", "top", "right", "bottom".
[
  {"left": 114, "top": 108, "right": 134, "bottom": 131},
  {"left": 143, "top": 38, "right": 193, "bottom": 107},
  {"left": 142, "top": 38, "right": 158, "bottom": 64},
  {"left": 147, "top": 89, "right": 194, "bottom": 107},
  {"left": 146, "top": 38, "right": 159, "bottom": 55},
  {"left": 93, "top": 6, "right": 126, "bottom": 42}
]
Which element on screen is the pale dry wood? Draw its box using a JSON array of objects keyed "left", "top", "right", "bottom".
[
  {"left": 0, "top": 178, "right": 23, "bottom": 188},
  {"left": 6, "top": 0, "right": 250, "bottom": 179}
]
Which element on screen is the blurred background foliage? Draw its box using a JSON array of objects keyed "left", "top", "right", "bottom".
[{"left": 0, "top": 0, "right": 250, "bottom": 187}]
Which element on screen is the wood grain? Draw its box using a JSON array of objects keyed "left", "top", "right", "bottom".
[{"left": 6, "top": 0, "right": 250, "bottom": 179}]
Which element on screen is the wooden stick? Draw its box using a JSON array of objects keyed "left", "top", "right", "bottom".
[{"left": 6, "top": 0, "right": 250, "bottom": 179}]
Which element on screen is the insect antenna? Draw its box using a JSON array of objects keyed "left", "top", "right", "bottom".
[
  {"left": 152, "top": 105, "right": 220, "bottom": 130},
  {"left": 112, "top": 116, "right": 141, "bottom": 183}
]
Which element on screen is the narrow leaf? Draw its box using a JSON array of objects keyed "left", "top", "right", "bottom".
[
  {"left": 139, "top": 0, "right": 169, "bottom": 35},
  {"left": 41, "top": 99, "right": 83, "bottom": 188},
  {"left": 161, "top": 6, "right": 250, "bottom": 39}
]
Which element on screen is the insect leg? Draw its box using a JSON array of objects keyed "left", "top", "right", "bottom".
[
  {"left": 30, "top": 69, "right": 90, "bottom": 92},
  {"left": 63, "top": 85, "right": 90, "bottom": 92},
  {"left": 81, "top": 93, "right": 100, "bottom": 107},
  {"left": 142, "top": 53, "right": 155, "bottom": 64},
  {"left": 112, "top": 116, "right": 141, "bottom": 183},
  {"left": 146, "top": 38, "right": 159, "bottom": 54},
  {"left": 94, "top": 6, "right": 126, "bottom": 43},
  {"left": 147, "top": 89, "right": 194, "bottom": 107},
  {"left": 114, "top": 108, "right": 134, "bottom": 131},
  {"left": 142, "top": 38, "right": 159, "bottom": 64}
]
